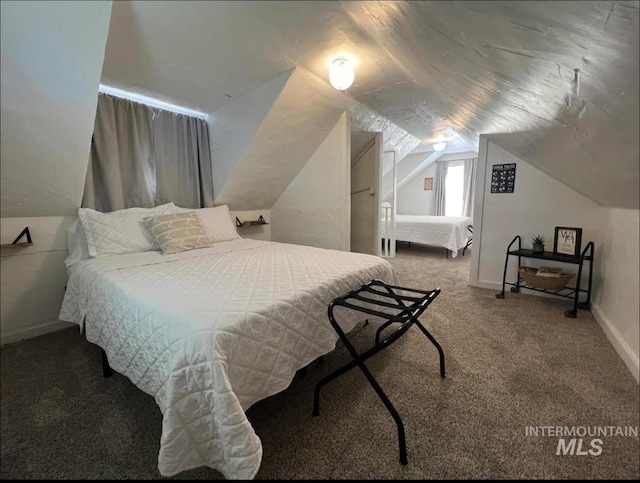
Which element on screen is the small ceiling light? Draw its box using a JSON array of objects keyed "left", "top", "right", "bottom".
[
  {"left": 329, "top": 57, "right": 355, "bottom": 91},
  {"left": 433, "top": 142, "right": 446, "bottom": 152}
]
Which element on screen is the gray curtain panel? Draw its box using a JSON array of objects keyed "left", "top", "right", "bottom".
[
  {"left": 83, "top": 94, "right": 156, "bottom": 211},
  {"left": 153, "top": 109, "right": 214, "bottom": 209},
  {"left": 82, "top": 93, "right": 214, "bottom": 212},
  {"left": 433, "top": 160, "right": 448, "bottom": 216},
  {"left": 462, "top": 157, "right": 477, "bottom": 218}
]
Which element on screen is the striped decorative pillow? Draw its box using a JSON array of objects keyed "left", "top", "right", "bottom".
[{"left": 144, "top": 212, "right": 213, "bottom": 254}]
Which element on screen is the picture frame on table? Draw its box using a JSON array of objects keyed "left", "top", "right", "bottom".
[{"left": 553, "top": 226, "right": 582, "bottom": 257}]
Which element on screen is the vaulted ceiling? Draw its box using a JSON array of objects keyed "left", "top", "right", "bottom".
[
  {"left": 2, "top": 1, "right": 638, "bottom": 217},
  {"left": 101, "top": 0, "right": 640, "bottom": 208}
]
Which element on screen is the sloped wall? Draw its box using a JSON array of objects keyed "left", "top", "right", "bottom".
[
  {"left": 271, "top": 112, "right": 350, "bottom": 250},
  {"left": 489, "top": 126, "right": 639, "bottom": 210},
  {"left": 214, "top": 67, "right": 346, "bottom": 210},
  {"left": 209, "top": 69, "right": 293, "bottom": 198},
  {"left": 1, "top": 1, "right": 112, "bottom": 217}
]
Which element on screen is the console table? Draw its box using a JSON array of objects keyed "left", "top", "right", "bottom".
[{"left": 495, "top": 235, "right": 594, "bottom": 318}]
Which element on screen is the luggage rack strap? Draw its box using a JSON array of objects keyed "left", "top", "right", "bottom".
[
  {"left": 313, "top": 279, "right": 445, "bottom": 467},
  {"left": 333, "top": 279, "right": 440, "bottom": 321}
]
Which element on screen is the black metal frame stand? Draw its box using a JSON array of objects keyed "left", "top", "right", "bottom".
[
  {"left": 312, "top": 279, "right": 444, "bottom": 466},
  {"left": 495, "top": 235, "right": 594, "bottom": 318},
  {"left": 101, "top": 348, "right": 112, "bottom": 378},
  {"left": 462, "top": 225, "right": 473, "bottom": 256}
]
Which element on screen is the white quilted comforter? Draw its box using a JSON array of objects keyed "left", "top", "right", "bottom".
[
  {"left": 59, "top": 239, "right": 397, "bottom": 479},
  {"left": 380, "top": 215, "right": 472, "bottom": 257}
]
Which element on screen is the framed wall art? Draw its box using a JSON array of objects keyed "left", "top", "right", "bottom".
[{"left": 553, "top": 226, "right": 583, "bottom": 257}]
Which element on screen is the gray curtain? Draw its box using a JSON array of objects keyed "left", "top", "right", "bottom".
[
  {"left": 462, "top": 157, "right": 477, "bottom": 218},
  {"left": 153, "top": 109, "right": 214, "bottom": 209},
  {"left": 83, "top": 93, "right": 214, "bottom": 212},
  {"left": 432, "top": 160, "right": 448, "bottom": 216}
]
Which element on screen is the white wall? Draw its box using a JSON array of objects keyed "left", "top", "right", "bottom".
[
  {"left": 271, "top": 112, "right": 350, "bottom": 250},
  {"left": 230, "top": 209, "right": 271, "bottom": 241},
  {"left": 469, "top": 138, "right": 640, "bottom": 381},
  {"left": 394, "top": 151, "right": 477, "bottom": 214},
  {"left": 470, "top": 138, "right": 606, "bottom": 292},
  {"left": 592, "top": 208, "right": 639, "bottom": 382},
  {"left": 214, "top": 67, "right": 346, "bottom": 211},
  {"left": 209, "top": 70, "right": 293, "bottom": 198},
  {"left": 0, "top": 1, "right": 112, "bottom": 218},
  {"left": 397, "top": 162, "right": 437, "bottom": 215},
  {"left": 0, "top": 217, "right": 75, "bottom": 344}
]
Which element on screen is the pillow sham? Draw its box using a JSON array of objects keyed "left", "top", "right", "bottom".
[
  {"left": 174, "top": 204, "right": 240, "bottom": 243},
  {"left": 78, "top": 203, "right": 177, "bottom": 257},
  {"left": 144, "top": 212, "right": 213, "bottom": 255}
]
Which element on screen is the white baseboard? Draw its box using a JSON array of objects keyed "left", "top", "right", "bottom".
[
  {"left": 469, "top": 280, "right": 502, "bottom": 291},
  {"left": 591, "top": 304, "right": 639, "bottom": 384},
  {"left": 1, "top": 319, "right": 75, "bottom": 345}
]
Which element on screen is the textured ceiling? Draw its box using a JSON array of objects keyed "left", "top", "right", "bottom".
[{"left": 102, "top": 0, "right": 638, "bottom": 207}]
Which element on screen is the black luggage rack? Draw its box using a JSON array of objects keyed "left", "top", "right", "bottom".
[{"left": 313, "top": 279, "right": 445, "bottom": 466}]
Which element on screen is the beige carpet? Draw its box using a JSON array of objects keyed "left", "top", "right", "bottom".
[{"left": 1, "top": 245, "right": 638, "bottom": 479}]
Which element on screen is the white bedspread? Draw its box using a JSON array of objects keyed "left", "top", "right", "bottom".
[
  {"left": 380, "top": 215, "right": 472, "bottom": 257},
  {"left": 59, "top": 239, "right": 397, "bottom": 479}
]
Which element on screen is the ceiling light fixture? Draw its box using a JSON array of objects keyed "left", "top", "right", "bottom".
[
  {"left": 433, "top": 142, "right": 447, "bottom": 152},
  {"left": 329, "top": 56, "right": 355, "bottom": 91}
]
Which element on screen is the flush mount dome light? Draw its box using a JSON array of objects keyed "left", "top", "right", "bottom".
[
  {"left": 433, "top": 142, "right": 446, "bottom": 152},
  {"left": 329, "top": 57, "right": 355, "bottom": 90}
]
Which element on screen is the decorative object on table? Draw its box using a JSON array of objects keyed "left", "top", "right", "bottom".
[
  {"left": 490, "top": 163, "right": 516, "bottom": 193},
  {"left": 531, "top": 235, "right": 545, "bottom": 254},
  {"left": 423, "top": 177, "right": 433, "bottom": 190},
  {"left": 518, "top": 266, "right": 576, "bottom": 291},
  {"left": 553, "top": 226, "right": 582, "bottom": 257}
]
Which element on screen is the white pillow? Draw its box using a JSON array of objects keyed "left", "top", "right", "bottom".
[
  {"left": 174, "top": 205, "right": 240, "bottom": 243},
  {"left": 65, "top": 219, "right": 91, "bottom": 268},
  {"left": 78, "top": 203, "right": 177, "bottom": 257}
]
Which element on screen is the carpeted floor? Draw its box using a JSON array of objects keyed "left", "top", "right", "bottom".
[{"left": 1, "top": 245, "right": 638, "bottom": 480}]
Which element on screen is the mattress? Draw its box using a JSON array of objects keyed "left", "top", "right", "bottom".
[
  {"left": 59, "top": 239, "right": 397, "bottom": 479},
  {"left": 380, "top": 215, "right": 472, "bottom": 257}
]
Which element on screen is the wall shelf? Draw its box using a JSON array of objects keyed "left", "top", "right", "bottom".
[
  {"left": 1, "top": 227, "right": 33, "bottom": 248},
  {"left": 235, "top": 215, "right": 268, "bottom": 228}
]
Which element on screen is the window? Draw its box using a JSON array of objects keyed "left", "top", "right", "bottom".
[
  {"left": 445, "top": 161, "right": 464, "bottom": 217},
  {"left": 83, "top": 92, "right": 214, "bottom": 212}
]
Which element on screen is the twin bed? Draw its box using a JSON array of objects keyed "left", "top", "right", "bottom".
[
  {"left": 381, "top": 215, "right": 472, "bottom": 258},
  {"left": 59, "top": 219, "right": 397, "bottom": 479}
]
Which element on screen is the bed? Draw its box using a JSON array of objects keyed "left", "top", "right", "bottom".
[
  {"left": 59, "top": 235, "right": 397, "bottom": 479},
  {"left": 380, "top": 215, "right": 472, "bottom": 258}
]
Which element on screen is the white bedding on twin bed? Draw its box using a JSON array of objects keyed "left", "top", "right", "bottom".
[
  {"left": 59, "top": 239, "right": 397, "bottom": 479},
  {"left": 380, "top": 215, "right": 472, "bottom": 257}
]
